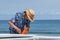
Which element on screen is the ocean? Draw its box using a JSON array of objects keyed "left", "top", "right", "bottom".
[{"left": 0, "top": 20, "right": 60, "bottom": 36}]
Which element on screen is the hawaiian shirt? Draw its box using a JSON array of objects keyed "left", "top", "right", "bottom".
[{"left": 9, "top": 12, "right": 30, "bottom": 34}]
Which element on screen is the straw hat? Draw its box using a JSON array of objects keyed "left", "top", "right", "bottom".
[{"left": 25, "top": 9, "right": 35, "bottom": 22}]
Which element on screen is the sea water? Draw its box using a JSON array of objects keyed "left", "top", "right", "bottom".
[{"left": 0, "top": 20, "right": 60, "bottom": 36}]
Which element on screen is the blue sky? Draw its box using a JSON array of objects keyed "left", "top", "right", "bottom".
[{"left": 0, "top": 0, "right": 60, "bottom": 20}]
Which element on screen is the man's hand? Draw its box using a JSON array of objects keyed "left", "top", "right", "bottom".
[{"left": 8, "top": 21, "right": 21, "bottom": 34}]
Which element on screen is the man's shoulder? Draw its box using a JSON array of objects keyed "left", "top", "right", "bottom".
[
  {"left": 15, "top": 12, "right": 24, "bottom": 17},
  {"left": 15, "top": 12, "right": 24, "bottom": 20},
  {"left": 16, "top": 12, "right": 24, "bottom": 16}
]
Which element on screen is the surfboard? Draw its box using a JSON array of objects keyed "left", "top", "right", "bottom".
[{"left": 0, "top": 34, "right": 60, "bottom": 40}]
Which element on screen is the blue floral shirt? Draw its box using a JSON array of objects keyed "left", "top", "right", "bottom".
[{"left": 9, "top": 12, "right": 30, "bottom": 33}]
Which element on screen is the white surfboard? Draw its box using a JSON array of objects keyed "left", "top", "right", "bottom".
[{"left": 0, "top": 34, "right": 60, "bottom": 40}]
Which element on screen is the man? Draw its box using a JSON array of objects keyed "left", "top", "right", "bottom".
[{"left": 8, "top": 9, "right": 35, "bottom": 34}]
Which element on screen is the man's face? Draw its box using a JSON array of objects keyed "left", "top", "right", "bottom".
[{"left": 24, "top": 13, "right": 29, "bottom": 20}]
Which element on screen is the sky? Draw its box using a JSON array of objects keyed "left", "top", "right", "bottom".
[{"left": 0, "top": 0, "right": 60, "bottom": 20}]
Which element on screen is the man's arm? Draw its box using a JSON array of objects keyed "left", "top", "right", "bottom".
[
  {"left": 22, "top": 25, "right": 30, "bottom": 34},
  {"left": 8, "top": 21, "right": 21, "bottom": 34}
]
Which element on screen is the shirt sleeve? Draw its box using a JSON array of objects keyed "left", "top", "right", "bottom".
[
  {"left": 9, "top": 18, "right": 15, "bottom": 23},
  {"left": 9, "top": 18, "right": 16, "bottom": 31}
]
